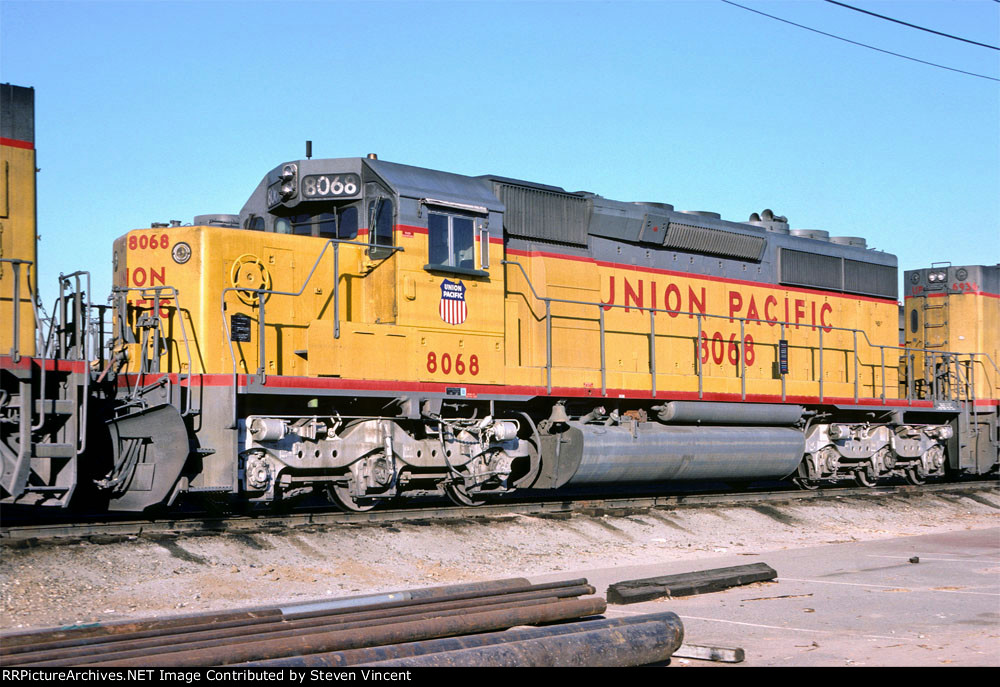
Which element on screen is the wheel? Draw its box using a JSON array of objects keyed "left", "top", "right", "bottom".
[
  {"left": 792, "top": 476, "right": 820, "bottom": 491},
  {"left": 326, "top": 484, "right": 378, "bottom": 512},
  {"left": 792, "top": 459, "right": 820, "bottom": 490},
  {"left": 853, "top": 465, "right": 878, "bottom": 488},
  {"left": 445, "top": 481, "right": 487, "bottom": 507},
  {"left": 904, "top": 467, "right": 926, "bottom": 486}
]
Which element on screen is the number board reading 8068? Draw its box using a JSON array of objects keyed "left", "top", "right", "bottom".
[{"left": 302, "top": 173, "right": 361, "bottom": 199}]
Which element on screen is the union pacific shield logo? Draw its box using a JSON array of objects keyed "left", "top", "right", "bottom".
[{"left": 439, "top": 279, "right": 468, "bottom": 325}]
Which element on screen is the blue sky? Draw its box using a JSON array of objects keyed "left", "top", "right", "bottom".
[{"left": 2, "top": 0, "right": 998, "bottom": 308}]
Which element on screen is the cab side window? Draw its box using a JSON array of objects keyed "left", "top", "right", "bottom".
[
  {"left": 368, "top": 197, "right": 394, "bottom": 247},
  {"left": 428, "top": 212, "right": 474, "bottom": 270},
  {"left": 338, "top": 206, "right": 358, "bottom": 240}
]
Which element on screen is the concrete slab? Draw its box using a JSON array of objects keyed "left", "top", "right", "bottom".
[{"left": 530, "top": 527, "right": 1000, "bottom": 666}]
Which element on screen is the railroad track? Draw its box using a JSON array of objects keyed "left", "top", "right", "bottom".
[{"left": 2, "top": 479, "right": 996, "bottom": 544}]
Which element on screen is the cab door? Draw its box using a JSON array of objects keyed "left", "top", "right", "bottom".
[{"left": 362, "top": 191, "right": 397, "bottom": 325}]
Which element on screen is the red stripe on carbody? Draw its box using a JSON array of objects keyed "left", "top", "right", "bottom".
[
  {"left": 0, "top": 137, "right": 33, "bottom": 150},
  {"left": 0, "top": 356, "right": 88, "bottom": 373},
  {"left": 397, "top": 223, "right": 504, "bottom": 244},
  {"left": 923, "top": 291, "right": 1000, "bottom": 299},
  {"left": 113, "top": 372, "right": 970, "bottom": 407}
]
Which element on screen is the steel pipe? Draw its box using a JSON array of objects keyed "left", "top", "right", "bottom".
[
  {"left": 0, "top": 577, "right": 532, "bottom": 653},
  {"left": 652, "top": 401, "right": 804, "bottom": 425},
  {"left": 364, "top": 620, "right": 682, "bottom": 667},
  {"left": 12, "top": 585, "right": 595, "bottom": 667},
  {"left": 32, "top": 597, "right": 577, "bottom": 667},
  {"left": 92, "top": 597, "right": 607, "bottom": 667},
  {"left": 251, "top": 611, "right": 683, "bottom": 667}
]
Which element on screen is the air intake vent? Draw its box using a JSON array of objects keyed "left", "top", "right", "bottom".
[
  {"left": 780, "top": 249, "right": 841, "bottom": 290},
  {"left": 0, "top": 84, "right": 34, "bottom": 144},
  {"left": 494, "top": 182, "right": 589, "bottom": 246},
  {"left": 780, "top": 248, "right": 896, "bottom": 299},
  {"left": 845, "top": 259, "right": 897, "bottom": 299},
  {"left": 664, "top": 223, "right": 766, "bottom": 261}
]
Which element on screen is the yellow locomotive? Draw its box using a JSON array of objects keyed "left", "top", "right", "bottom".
[
  {"left": 1, "top": 84, "right": 37, "bottom": 360},
  {"left": 903, "top": 264, "right": 999, "bottom": 476},
  {"left": 2, "top": 84, "right": 96, "bottom": 509},
  {"left": 101, "top": 153, "right": 997, "bottom": 510},
  {"left": 2, "top": 106, "right": 998, "bottom": 510}
]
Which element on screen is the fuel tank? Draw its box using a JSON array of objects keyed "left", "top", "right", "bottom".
[{"left": 554, "top": 421, "right": 805, "bottom": 486}]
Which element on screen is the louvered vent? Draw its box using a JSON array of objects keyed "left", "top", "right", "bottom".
[
  {"left": 781, "top": 248, "right": 896, "bottom": 299},
  {"left": 664, "top": 223, "right": 766, "bottom": 261},
  {"left": 494, "top": 182, "right": 590, "bottom": 246},
  {"left": 845, "top": 259, "right": 897, "bottom": 299},
  {"left": 780, "top": 249, "right": 842, "bottom": 290}
]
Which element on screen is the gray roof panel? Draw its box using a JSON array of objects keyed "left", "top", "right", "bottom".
[{"left": 367, "top": 159, "right": 504, "bottom": 211}]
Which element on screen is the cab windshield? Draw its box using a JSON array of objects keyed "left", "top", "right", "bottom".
[{"left": 275, "top": 206, "right": 358, "bottom": 239}]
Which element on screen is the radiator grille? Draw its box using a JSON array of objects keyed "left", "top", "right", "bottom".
[
  {"left": 780, "top": 249, "right": 842, "bottom": 290},
  {"left": 780, "top": 248, "right": 896, "bottom": 299},
  {"left": 665, "top": 222, "right": 766, "bottom": 261},
  {"left": 493, "top": 182, "right": 589, "bottom": 246},
  {"left": 845, "top": 259, "right": 897, "bottom": 299}
]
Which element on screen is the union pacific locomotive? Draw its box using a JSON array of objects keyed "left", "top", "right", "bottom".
[{"left": 2, "top": 83, "right": 998, "bottom": 512}]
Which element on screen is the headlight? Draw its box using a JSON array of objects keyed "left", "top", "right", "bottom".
[
  {"left": 172, "top": 242, "right": 192, "bottom": 264},
  {"left": 279, "top": 164, "right": 297, "bottom": 200}
]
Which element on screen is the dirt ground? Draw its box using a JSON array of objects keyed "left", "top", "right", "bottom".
[{"left": 2, "top": 488, "right": 998, "bottom": 632}]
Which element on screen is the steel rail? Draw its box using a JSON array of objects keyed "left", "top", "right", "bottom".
[{"left": 2, "top": 480, "right": 995, "bottom": 544}]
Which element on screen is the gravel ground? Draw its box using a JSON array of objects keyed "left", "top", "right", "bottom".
[{"left": 2, "top": 488, "right": 998, "bottom": 632}]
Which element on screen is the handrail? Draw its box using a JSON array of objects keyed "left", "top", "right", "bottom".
[
  {"left": 1, "top": 258, "right": 40, "bottom": 499},
  {"left": 1, "top": 258, "right": 31, "bottom": 362},
  {"left": 58, "top": 272, "right": 91, "bottom": 454},
  {"left": 221, "top": 238, "right": 403, "bottom": 427},
  {"left": 502, "top": 259, "right": 998, "bottom": 404},
  {"left": 113, "top": 285, "right": 197, "bottom": 417}
]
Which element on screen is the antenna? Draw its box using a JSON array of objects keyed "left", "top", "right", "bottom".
[{"left": 306, "top": 140, "right": 312, "bottom": 159}]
